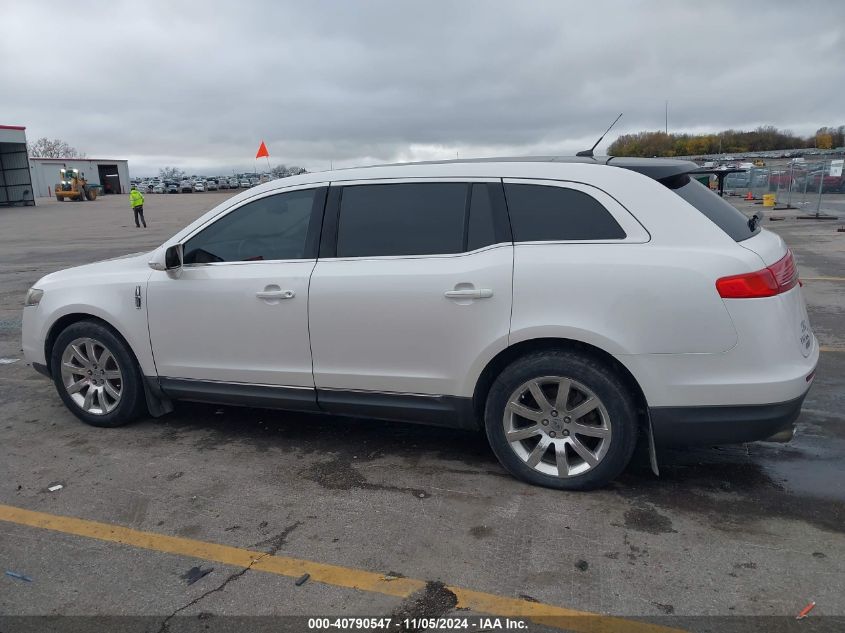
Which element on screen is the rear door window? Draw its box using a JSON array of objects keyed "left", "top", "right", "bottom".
[
  {"left": 336, "top": 183, "right": 467, "bottom": 257},
  {"left": 661, "top": 174, "right": 760, "bottom": 241},
  {"left": 503, "top": 183, "right": 626, "bottom": 241}
]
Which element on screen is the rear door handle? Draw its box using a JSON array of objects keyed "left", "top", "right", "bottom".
[
  {"left": 444, "top": 288, "right": 493, "bottom": 299},
  {"left": 256, "top": 289, "right": 295, "bottom": 300}
]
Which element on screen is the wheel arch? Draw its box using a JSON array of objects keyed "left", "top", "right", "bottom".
[
  {"left": 44, "top": 313, "right": 139, "bottom": 378},
  {"left": 44, "top": 312, "right": 172, "bottom": 418},
  {"left": 472, "top": 337, "right": 649, "bottom": 424}
]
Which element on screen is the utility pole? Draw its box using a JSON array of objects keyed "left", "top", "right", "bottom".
[{"left": 665, "top": 100, "right": 668, "bottom": 135}]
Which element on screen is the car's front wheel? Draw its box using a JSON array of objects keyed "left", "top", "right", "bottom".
[
  {"left": 50, "top": 321, "right": 146, "bottom": 428},
  {"left": 485, "top": 351, "right": 638, "bottom": 490}
]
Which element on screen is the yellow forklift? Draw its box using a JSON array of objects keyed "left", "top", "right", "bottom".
[{"left": 55, "top": 168, "right": 98, "bottom": 201}]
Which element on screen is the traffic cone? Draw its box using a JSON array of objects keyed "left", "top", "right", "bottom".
[{"left": 745, "top": 190, "right": 754, "bottom": 201}]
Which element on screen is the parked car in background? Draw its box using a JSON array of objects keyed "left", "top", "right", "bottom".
[
  {"left": 165, "top": 182, "right": 179, "bottom": 194},
  {"left": 239, "top": 179, "right": 251, "bottom": 188},
  {"left": 724, "top": 172, "right": 750, "bottom": 190},
  {"left": 206, "top": 180, "right": 218, "bottom": 191},
  {"left": 193, "top": 181, "right": 205, "bottom": 192},
  {"left": 806, "top": 170, "right": 845, "bottom": 193},
  {"left": 753, "top": 172, "right": 769, "bottom": 187},
  {"left": 22, "top": 157, "right": 817, "bottom": 490},
  {"left": 180, "top": 180, "right": 193, "bottom": 193},
  {"left": 217, "top": 179, "right": 228, "bottom": 190},
  {"left": 229, "top": 178, "right": 240, "bottom": 189},
  {"left": 153, "top": 184, "right": 165, "bottom": 194},
  {"left": 768, "top": 171, "right": 801, "bottom": 191}
]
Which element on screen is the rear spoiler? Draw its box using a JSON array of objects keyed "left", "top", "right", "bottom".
[
  {"left": 685, "top": 167, "right": 748, "bottom": 175},
  {"left": 653, "top": 166, "right": 748, "bottom": 198},
  {"left": 606, "top": 157, "right": 703, "bottom": 180},
  {"left": 606, "top": 157, "right": 749, "bottom": 182}
]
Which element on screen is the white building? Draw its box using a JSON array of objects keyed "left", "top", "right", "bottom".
[
  {"left": 29, "top": 157, "right": 130, "bottom": 199},
  {"left": 0, "top": 125, "right": 35, "bottom": 207}
]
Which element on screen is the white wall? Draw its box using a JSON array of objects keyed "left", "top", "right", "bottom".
[
  {"left": 0, "top": 127, "right": 27, "bottom": 144},
  {"left": 29, "top": 159, "right": 130, "bottom": 198}
]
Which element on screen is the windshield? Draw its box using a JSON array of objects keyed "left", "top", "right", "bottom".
[{"left": 660, "top": 174, "right": 760, "bottom": 241}]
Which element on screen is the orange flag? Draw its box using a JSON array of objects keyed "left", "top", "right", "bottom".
[{"left": 255, "top": 141, "right": 270, "bottom": 159}]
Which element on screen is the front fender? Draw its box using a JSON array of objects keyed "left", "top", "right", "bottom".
[{"left": 32, "top": 287, "right": 156, "bottom": 377}]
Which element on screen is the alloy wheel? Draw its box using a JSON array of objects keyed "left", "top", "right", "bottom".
[
  {"left": 60, "top": 337, "right": 123, "bottom": 415},
  {"left": 502, "top": 376, "right": 612, "bottom": 478}
]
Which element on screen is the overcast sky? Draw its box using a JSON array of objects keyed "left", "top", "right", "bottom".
[{"left": 2, "top": 0, "right": 843, "bottom": 176}]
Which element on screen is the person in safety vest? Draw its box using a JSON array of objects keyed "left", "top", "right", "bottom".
[{"left": 129, "top": 185, "right": 147, "bottom": 228}]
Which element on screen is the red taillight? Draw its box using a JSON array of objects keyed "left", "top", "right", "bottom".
[
  {"left": 716, "top": 269, "right": 779, "bottom": 298},
  {"left": 716, "top": 250, "right": 800, "bottom": 299},
  {"left": 769, "top": 249, "right": 799, "bottom": 293}
]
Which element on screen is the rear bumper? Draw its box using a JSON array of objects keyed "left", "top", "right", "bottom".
[{"left": 649, "top": 391, "right": 808, "bottom": 447}]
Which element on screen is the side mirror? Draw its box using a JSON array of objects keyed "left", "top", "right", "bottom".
[
  {"left": 148, "top": 244, "right": 183, "bottom": 274},
  {"left": 165, "top": 243, "right": 184, "bottom": 270}
]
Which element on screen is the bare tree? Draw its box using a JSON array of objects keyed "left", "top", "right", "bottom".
[
  {"left": 159, "top": 166, "right": 186, "bottom": 181},
  {"left": 270, "top": 164, "right": 308, "bottom": 178},
  {"left": 27, "top": 137, "right": 86, "bottom": 158}
]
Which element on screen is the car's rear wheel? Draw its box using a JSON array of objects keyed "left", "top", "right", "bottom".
[
  {"left": 485, "top": 351, "right": 638, "bottom": 490},
  {"left": 50, "top": 321, "right": 145, "bottom": 428}
]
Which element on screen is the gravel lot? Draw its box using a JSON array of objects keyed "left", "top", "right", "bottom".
[{"left": 0, "top": 190, "right": 843, "bottom": 632}]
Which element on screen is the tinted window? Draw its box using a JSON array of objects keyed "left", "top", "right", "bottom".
[
  {"left": 504, "top": 184, "right": 626, "bottom": 241},
  {"left": 183, "top": 189, "right": 315, "bottom": 264},
  {"left": 661, "top": 174, "right": 759, "bottom": 241},
  {"left": 467, "top": 183, "right": 497, "bottom": 251},
  {"left": 337, "top": 183, "right": 467, "bottom": 257}
]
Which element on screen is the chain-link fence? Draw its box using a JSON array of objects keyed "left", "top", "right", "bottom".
[{"left": 719, "top": 156, "right": 845, "bottom": 213}]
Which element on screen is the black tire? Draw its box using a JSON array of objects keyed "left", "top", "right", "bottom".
[
  {"left": 484, "top": 350, "right": 638, "bottom": 490},
  {"left": 50, "top": 320, "right": 146, "bottom": 428}
]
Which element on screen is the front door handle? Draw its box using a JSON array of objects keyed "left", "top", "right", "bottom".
[
  {"left": 444, "top": 288, "right": 493, "bottom": 299},
  {"left": 256, "top": 289, "right": 295, "bottom": 300}
]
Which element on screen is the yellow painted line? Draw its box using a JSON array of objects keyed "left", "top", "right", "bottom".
[
  {"left": 820, "top": 346, "right": 845, "bottom": 353},
  {"left": 0, "top": 504, "right": 684, "bottom": 633},
  {"left": 802, "top": 277, "right": 845, "bottom": 282}
]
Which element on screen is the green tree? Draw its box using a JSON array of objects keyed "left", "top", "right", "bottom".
[{"left": 607, "top": 125, "right": 840, "bottom": 157}]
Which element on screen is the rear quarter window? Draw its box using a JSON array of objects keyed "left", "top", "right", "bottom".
[
  {"left": 503, "top": 184, "right": 627, "bottom": 242},
  {"left": 661, "top": 174, "right": 760, "bottom": 242}
]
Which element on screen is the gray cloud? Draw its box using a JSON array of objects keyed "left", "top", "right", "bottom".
[{"left": 2, "top": 0, "right": 843, "bottom": 175}]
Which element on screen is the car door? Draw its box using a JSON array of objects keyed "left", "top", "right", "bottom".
[
  {"left": 308, "top": 179, "right": 513, "bottom": 422},
  {"left": 147, "top": 185, "right": 326, "bottom": 408}
]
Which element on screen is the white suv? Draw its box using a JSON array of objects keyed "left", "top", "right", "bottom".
[{"left": 22, "top": 158, "right": 818, "bottom": 489}]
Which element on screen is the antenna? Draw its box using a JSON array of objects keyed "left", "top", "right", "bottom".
[{"left": 576, "top": 112, "right": 623, "bottom": 157}]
